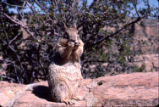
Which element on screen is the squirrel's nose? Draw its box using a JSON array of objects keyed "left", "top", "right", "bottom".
[{"left": 75, "top": 41, "right": 80, "bottom": 46}]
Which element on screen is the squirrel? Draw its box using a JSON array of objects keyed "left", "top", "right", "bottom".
[{"left": 48, "top": 23, "right": 84, "bottom": 104}]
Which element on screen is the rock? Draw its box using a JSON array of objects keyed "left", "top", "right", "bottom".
[
  {"left": 0, "top": 82, "right": 25, "bottom": 106},
  {"left": 134, "top": 54, "right": 159, "bottom": 72},
  {"left": 0, "top": 72, "right": 158, "bottom": 107},
  {"left": 92, "top": 72, "right": 159, "bottom": 106},
  {"left": 133, "top": 19, "right": 159, "bottom": 54}
]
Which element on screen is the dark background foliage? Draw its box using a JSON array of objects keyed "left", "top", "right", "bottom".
[{"left": 0, "top": 0, "right": 158, "bottom": 84}]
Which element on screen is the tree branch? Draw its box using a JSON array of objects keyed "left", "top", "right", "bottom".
[
  {"left": 132, "top": 0, "right": 140, "bottom": 17},
  {"left": 89, "top": 0, "right": 98, "bottom": 9},
  {"left": 3, "top": 13, "right": 35, "bottom": 39},
  {"left": 91, "top": 17, "right": 142, "bottom": 46},
  {"left": 3, "top": 13, "right": 26, "bottom": 28}
]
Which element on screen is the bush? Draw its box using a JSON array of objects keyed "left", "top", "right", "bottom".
[{"left": 0, "top": 0, "right": 157, "bottom": 83}]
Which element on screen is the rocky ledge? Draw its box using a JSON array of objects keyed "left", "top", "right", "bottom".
[{"left": 0, "top": 72, "right": 158, "bottom": 107}]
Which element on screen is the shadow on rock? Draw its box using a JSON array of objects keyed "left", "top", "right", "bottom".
[{"left": 32, "top": 85, "right": 52, "bottom": 102}]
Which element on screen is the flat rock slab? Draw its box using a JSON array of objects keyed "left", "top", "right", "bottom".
[
  {"left": 92, "top": 72, "right": 159, "bottom": 106},
  {"left": 0, "top": 72, "right": 158, "bottom": 107},
  {"left": 0, "top": 81, "right": 25, "bottom": 106}
]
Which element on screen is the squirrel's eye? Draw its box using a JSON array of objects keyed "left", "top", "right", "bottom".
[{"left": 64, "top": 33, "right": 69, "bottom": 39}]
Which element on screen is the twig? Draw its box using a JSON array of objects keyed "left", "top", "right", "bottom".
[
  {"left": 34, "top": 0, "right": 52, "bottom": 20},
  {"left": 2, "top": 1, "right": 25, "bottom": 8},
  {"left": 9, "top": 32, "right": 21, "bottom": 45},
  {"left": 89, "top": 0, "right": 98, "bottom": 9},
  {"left": 35, "top": 0, "right": 48, "bottom": 13},
  {"left": 132, "top": 1, "right": 140, "bottom": 17}
]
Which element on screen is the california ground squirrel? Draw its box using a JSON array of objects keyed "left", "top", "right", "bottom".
[{"left": 48, "top": 23, "right": 84, "bottom": 104}]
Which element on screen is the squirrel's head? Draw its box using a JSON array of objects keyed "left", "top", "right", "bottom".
[{"left": 64, "top": 23, "right": 81, "bottom": 43}]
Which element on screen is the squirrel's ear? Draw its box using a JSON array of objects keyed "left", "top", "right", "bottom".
[
  {"left": 78, "top": 26, "right": 83, "bottom": 31},
  {"left": 73, "top": 23, "right": 77, "bottom": 29},
  {"left": 64, "top": 23, "right": 68, "bottom": 30}
]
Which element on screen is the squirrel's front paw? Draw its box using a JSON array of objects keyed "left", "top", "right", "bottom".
[
  {"left": 75, "top": 42, "right": 80, "bottom": 46},
  {"left": 68, "top": 41, "right": 75, "bottom": 47}
]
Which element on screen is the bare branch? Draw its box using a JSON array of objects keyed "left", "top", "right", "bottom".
[
  {"left": 2, "top": 1, "right": 25, "bottom": 8},
  {"left": 26, "top": 1, "right": 37, "bottom": 14},
  {"left": 89, "top": 0, "right": 98, "bottom": 9},
  {"left": 34, "top": 0, "right": 48, "bottom": 13},
  {"left": 9, "top": 32, "right": 21, "bottom": 45},
  {"left": 34, "top": 0, "right": 53, "bottom": 20},
  {"left": 3, "top": 13, "right": 35, "bottom": 39},
  {"left": 132, "top": 0, "right": 140, "bottom": 17},
  {"left": 91, "top": 17, "right": 142, "bottom": 46},
  {"left": 2, "top": 24, "right": 9, "bottom": 42},
  {"left": 3, "top": 13, "right": 27, "bottom": 28}
]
